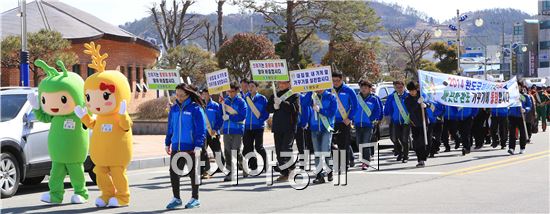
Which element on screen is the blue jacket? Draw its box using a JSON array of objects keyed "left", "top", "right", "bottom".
[
  {"left": 306, "top": 91, "right": 337, "bottom": 133},
  {"left": 297, "top": 93, "right": 311, "bottom": 128},
  {"left": 329, "top": 84, "right": 358, "bottom": 123},
  {"left": 222, "top": 96, "right": 247, "bottom": 135},
  {"left": 443, "top": 106, "right": 477, "bottom": 121},
  {"left": 508, "top": 94, "right": 532, "bottom": 118},
  {"left": 244, "top": 92, "right": 269, "bottom": 130},
  {"left": 165, "top": 99, "right": 206, "bottom": 151},
  {"left": 491, "top": 107, "right": 509, "bottom": 117},
  {"left": 204, "top": 100, "right": 223, "bottom": 135},
  {"left": 384, "top": 91, "right": 410, "bottom": 124},
  {"left": 353, "top": 93, "right": 382, "bottom": 128},
  {"left": 426, "top": 102, "right": 445, "bottom": 124}
]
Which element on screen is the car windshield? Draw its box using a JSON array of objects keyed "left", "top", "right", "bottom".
[{"left": 1, "top": 94, "right": 27, "bottom": 122}]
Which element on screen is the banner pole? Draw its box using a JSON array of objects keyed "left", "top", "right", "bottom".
[
  {"left": 519, "top": 95, "right": 529, "bottom": 141},
  {"left": 272, "top": 81, "right": 278, "bottom": 99},
  {"left": 418, "top": 70, "right": 429, "bottom": 151},
  {"left": 221, "top": 91, "right": 227, "bottom": 116},
  {"left": 421, "top": 104, "right": 429, "bottom": 152}
]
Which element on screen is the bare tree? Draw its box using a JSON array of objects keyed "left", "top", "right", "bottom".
[
  {"left": 388, "top": 28, "right": 432, "bottom": 79},
  {"left": 380, "top": 46, "right": 408, "bottom": 75},
  {"left": 202, "top": 20, "right": 218, "bottom": 52},
  {"left": 240, "top": 1, "right": 327, "bottom": 70},
  {"left": 216, "top": 0, "right": 226, "bottom": 47},
  {"left": 150, "top": 0, "right": 203, "bottom": 49}
]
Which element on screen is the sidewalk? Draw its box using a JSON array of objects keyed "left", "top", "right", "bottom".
[{"left": 128, "top": 131, "right": 275, "bottom": 170}]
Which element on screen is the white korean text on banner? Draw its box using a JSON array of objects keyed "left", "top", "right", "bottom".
[
  {"left": 144, "top": 69, "right": 181, "bottom": 90},
  {"left": 206, "top": 69, "right": 231, "bottom": 94},
  {"left": 290, "top": 66, "right": 333, "bottom": 93},
  {"left": 250, "top": 59, "right": 289, "bottom": 81},
  {"left": 418, "top": 70, "right": 521, "bottom": 108}
]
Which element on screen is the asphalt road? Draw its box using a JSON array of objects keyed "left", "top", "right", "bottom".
[{"left": 2, "top": 131, "right": 549, "bottom": 213}]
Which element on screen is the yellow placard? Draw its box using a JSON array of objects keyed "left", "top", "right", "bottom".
[
  {"left": 290, "top": 66, "right": 333, "bottom": 93},
  {"left": 206, "top": 69, "right": 230, "bottom": 94}
]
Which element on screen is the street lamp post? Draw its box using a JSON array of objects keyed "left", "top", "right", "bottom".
[{"left": 19, "top": 0, "right": 30, "bottom": 87}]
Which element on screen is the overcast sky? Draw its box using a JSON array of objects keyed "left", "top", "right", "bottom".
[{"left": 0, "top": 0, "right": 540, "bottom": 26}]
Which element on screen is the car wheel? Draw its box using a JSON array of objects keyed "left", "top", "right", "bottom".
[
  {"left": 1, "top": 153, "right": 20, "bottom": 198},
  {"left": 22, "top": 176, "right": 45, "bottom": 185}
]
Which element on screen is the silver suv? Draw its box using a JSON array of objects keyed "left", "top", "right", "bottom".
[{"left": 0, "top": 87, "right": 95, "bottom": 198}]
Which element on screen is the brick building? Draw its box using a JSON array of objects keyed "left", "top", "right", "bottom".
[{"left": 1, "top": 0, "right": 160, "bottom": 92}]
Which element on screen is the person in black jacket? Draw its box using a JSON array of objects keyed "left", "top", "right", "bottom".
[
  {"left": 404, "top": 81, "right": 430, "bottom": 167},
  {"left": 267, "top": 81, "right": 300, "bottom": 182}
]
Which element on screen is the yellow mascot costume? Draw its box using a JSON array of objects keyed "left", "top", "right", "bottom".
[{"left": 74, "top": 42, "right": 133, "bottom": 207}]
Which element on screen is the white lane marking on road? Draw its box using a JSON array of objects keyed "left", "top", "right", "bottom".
[
  {"left": 127, "top": 170, "right": 167, "bottom": 175},
  {"left": 348, "top": 171, "right": 444, "bottom": 175}
]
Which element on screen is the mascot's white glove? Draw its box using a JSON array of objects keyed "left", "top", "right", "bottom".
[
  {"left": 119, "top": 100, "right": 127, "bottom": 115},
  {"left": 223, "top": 114, "right": 230, "bottom": 121},
  {"left": 74, "top": 106, "right": 88, "bottom": 119},
  {"left": 27, "top": 93, "right": 40, "bottom": 110}
]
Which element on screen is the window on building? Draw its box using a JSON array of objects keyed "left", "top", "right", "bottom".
[
  {"left": 142, "top": 66, "right": 147, "bottom": 83},
  {"left": 541, "top": 41, "right": 550, "bottom": 50},
  {"left": 544, "top": 1, "right": 550, "bottom": 10},
  {"left": 513, "top": 26, "right": 522, "bottom": 35},
  {"left": 72, "top": 64, "right": 80, "bottom": 76},
  {"left": 87, "top": 65, "right": 94, "bottom": 77},
  {"left": 541, "top": 61, "right": 550, "bottom": 68},
  {"left": 127, "top": 65, "right": 133, "bottom": 92},
  {"left": 541, "top": 20, "right": 550, "bottom": 30}
]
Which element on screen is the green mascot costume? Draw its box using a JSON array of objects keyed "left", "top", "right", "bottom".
[{"left": 27, "top": 60, "right": 89, "bottom": 204}]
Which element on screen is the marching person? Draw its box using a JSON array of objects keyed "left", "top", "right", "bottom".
[
  {"left": 267, "top": 81, "right": 300, "bottom": 182},
  {"left": 306, "top": 89, "right": 337, "bottom": 184},
  {"left": 384, "top": 80, "right": 411, "bottom": 163},
  {"left": 490, "top": 106, "right": 509, "bottom": 149},
  {"left": 525, "top": 86, "right": 537, "bottom": 143},
  {"left": 240, "top": 78, "right": 250, "bottom": 98},
  {"left": 296, "top": 92, "right": 313, "bottom": 169},
  {"left": 353, "top": 80, "right": 382, "bottom": 170},
  {"left": 404, "top": 81, "right": 430, "bottom": 167},
  {"left": 200, "top": 89, "right": 225, "bottom": 178},
  {"left": 535, "top": 86, "right": 549, "bottom": 132},
  {"left": 472, "top": 108, "right": 491, "bottom": 150},
  {"left": 529, "top": 86, "right": 541, "bottom": 134},
  {"left": 242, "top": 81, "right": 269, "bottom": 175},
  {"left": 220, "top": 83, "right": 247, "bottom": 182},
  {"left": 426, "top": 101, "right": 445, "bottom": 158},
  {"left": 507, "top": 83, "right": 532, "bottom": 155},
  {"left": 330, "top": 71, "right": 358, "bottom": 168},
  {"left": 440, "top": 117, "right": 452, "bottom": 152},
  {"left": 165, "top": 83, "right": 206, "bottom": 210},
  {"left": 442, "top": 105, "right": 476, "bottom": 155}
]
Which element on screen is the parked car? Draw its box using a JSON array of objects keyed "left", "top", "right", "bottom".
[
  {"left": 0, "top": 87, "right": 96, "bottom": 198},
  {"left": 346, "top": 82, "right": 394, "bottom": 152}
]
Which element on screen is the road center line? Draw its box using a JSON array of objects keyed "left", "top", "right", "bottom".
[
  {"left": 457, "top": 154, "right": 550, "bottom": 176},
  {"left": 445, "top": 150, "right": 550, "bottom": 175}
]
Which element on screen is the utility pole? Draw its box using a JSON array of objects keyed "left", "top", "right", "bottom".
[
  {"left": 457, "top": 9, "right": 461, "bottom": 75},
  {"left": 19, "top": 0, "right": 29, "bottom": 86}
]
